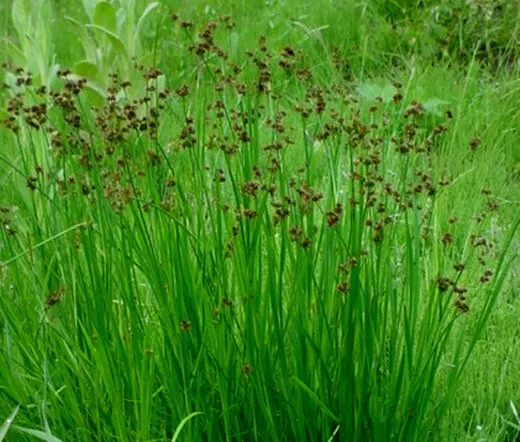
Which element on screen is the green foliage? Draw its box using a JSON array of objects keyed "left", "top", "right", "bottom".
[
  {"left": 3, "top": 0, "right": 60, "bottom": 87},
  {"left": 0, "top": 1, "right": 519, "bottom": 441},
  {"left": 378, "top": 0, "right": 520, "bottom": 68},
  {"left": 0, "top": 406, "right": 19, "bottom": 441},
  {"left": 66, "top": 0, "right": 160, "bottom": 102}
]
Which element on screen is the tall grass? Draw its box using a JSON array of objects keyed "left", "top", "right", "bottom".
[{"left": 0, "top": 2, "right": 519, "bottom": 441}]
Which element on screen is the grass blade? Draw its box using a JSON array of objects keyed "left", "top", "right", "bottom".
[
  {"left": 0, "top": 405, "right": 20, "bottom": 441},
  {"left": 12, "top": 425, "right": 64, "bottom": 442},
  {"left": 292, "top": 376, "right": 339, "bottom": 422},
  {"left": 171, "top": 412, "right": 203, "bottom": 442}
]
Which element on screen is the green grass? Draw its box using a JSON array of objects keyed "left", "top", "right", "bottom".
[{"left": 0, "top": 1, "right": 519, "bottom": 441}]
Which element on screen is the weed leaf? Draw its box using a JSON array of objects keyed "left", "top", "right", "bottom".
[
  {"left": 86, "top": 24, "right": 127, "bottom": 57},
  {"left": 93, "top": 1, "right": 117, "bottom": 33}
]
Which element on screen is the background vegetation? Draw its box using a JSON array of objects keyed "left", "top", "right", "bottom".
[{"left": 0, "top": 0, "right": 519, "bottom": 440}]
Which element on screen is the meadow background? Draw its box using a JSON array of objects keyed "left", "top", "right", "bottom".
[{"left": 0, "top": 0, "right": 519, "bottom": 440}]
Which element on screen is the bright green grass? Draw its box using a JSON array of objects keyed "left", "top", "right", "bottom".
[{"left": 0, "top": 1, "right": 519, "bottom": 441}]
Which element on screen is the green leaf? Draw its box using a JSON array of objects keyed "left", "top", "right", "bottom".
[
  {"left": 502, "top": 419, "right": 520, "bottom": 432},
  {"left": 83, "top": 82, "right": 107, "bottom": 107},
  {"left": 291, "top": 376, "right": 339, "bottom": 422},
  {"left": 93, "top": 1, "right": 117, "bottom": 33},
  {"left": 80, "top": 0, "right": 98, "bottom": 20},
  {"left": 0, "top": 110, "right": 10, "bottom": 121},
  {"left": 429, "top": 23, "right": 448, "bottom": 40},
  {"left": 63, "top": 72, "right": 107, "bottom": 105},
  {"left": 85, "top": 24, "right": 127, "bottom": 57},
  {"left": 171, "top": 412, "right": 203, "bottom": 442},
  {"left": 356, "top": 83, "right": 378, "bottom": 100},
  {"left": 229, "top": 31, "right": 240, "bottom": 58},
  {"left": 133, "top": 1, "right": 159, "bottom": 55},
  {"left": 1, "top": 38, "right": 27, "bottom": 66},
  {"left": 75, "top": 60, "right": 102, "bottom": 82},
  {"left": 0, "top": 405, "right": 20, "bottom": 441},
  {"left": 356, "top": 82, "right": 386, "bottom": 102},
  {"left": 140, "top": 51, "right": 157, "bottom": 69},
  {"left": 13, "top": 425, "right": 64, "bottom": 442},
  {"left": 380, "top": 84, "right": 396, "bottom": 103},
  {"left": 356, "top": 82, "right": 397, "bottom": 103},
  {"left": 4, "top": 72, "right": 18, "bottom": 90},
  {"left": 11, "top": 0, "right": 29, "bottom": 39},
  {"left": 423, "top": 98, "right": 450, "bottom": 117},
  {"left": 65, "top": 16, "right": 98, "bottom": 62},
  {"left": 136, "top": 1, "right": 159, "bottom": 37},
  {"left": 64, "top": 16, "right": 84, "bottom": 29},
  {"left": 149, "top": 74, "right": 166, "bottom": 94},
  {"left": 47, "top": 61, "right": 61, "bottom": 89}
]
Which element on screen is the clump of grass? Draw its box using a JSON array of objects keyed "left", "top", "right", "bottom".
[{"left": 0, "top": 15, "right": 518, "bottom": 442}]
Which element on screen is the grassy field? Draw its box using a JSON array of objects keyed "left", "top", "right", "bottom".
[{"left": 0, "top": 1, "right": 519, "bottom": 441}]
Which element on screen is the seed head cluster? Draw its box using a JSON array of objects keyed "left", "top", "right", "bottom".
[{"left": 0, "top": 16, "right": 498, "bottom": 331}]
